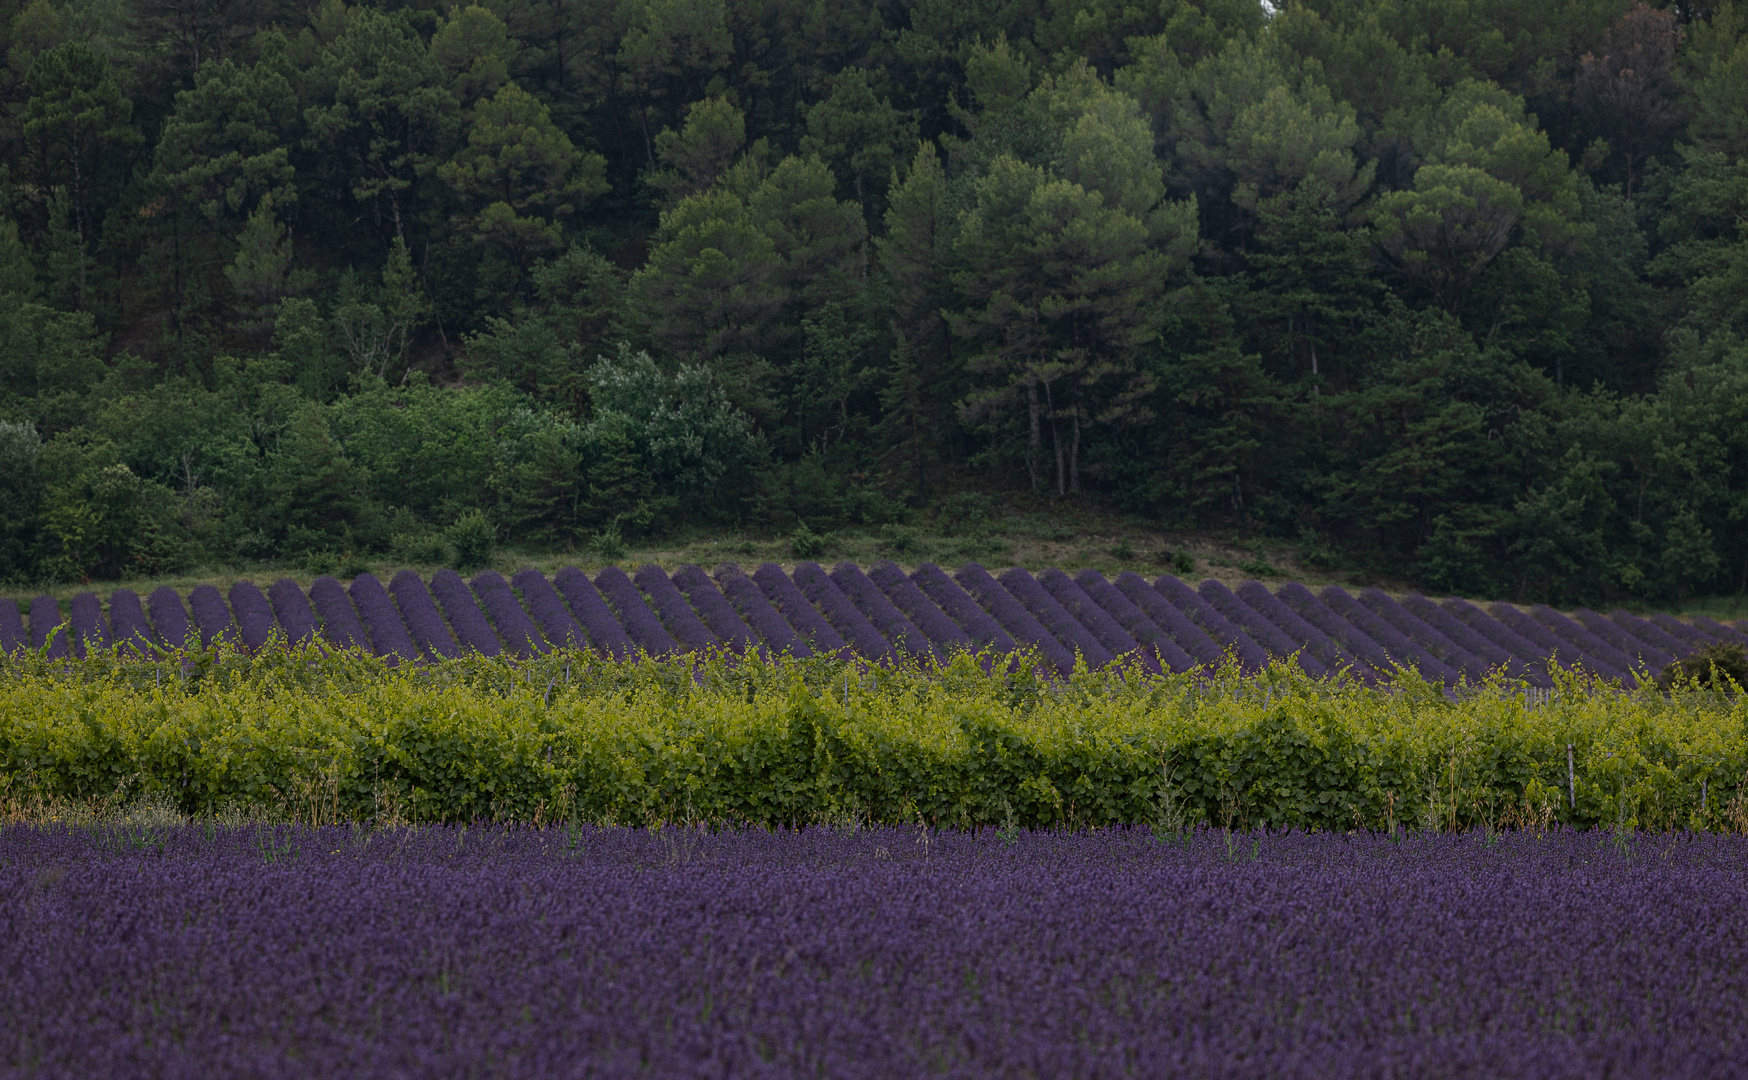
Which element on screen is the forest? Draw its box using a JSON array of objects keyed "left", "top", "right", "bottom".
[{"left": 0, "top": 0, "right": 1742, "bottom": 605}]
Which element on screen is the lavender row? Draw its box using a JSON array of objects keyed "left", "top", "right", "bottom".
[{"left": 4, "top": 569, "right": 1744, "bottom": 686}]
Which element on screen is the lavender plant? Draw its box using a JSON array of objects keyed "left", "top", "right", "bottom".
[
  {"left": 470, "top": 571, "right": 548, "bottom": 657},
  {"left": 1647, "top": 612, "right": 1710, "bottom": 648},
  {"left": 188, "top": 585, "right": 238, "bottom": 649},
  {"left": 671, "top": 564, "right": 755, "bottom": 651},
  {"left": 1573, "top": 609, "right": 1673, "bottom": 669},
  {"left": 714, "top": 563, "right": 808, "bottom": 658},
  {"left": 1276, "top": 582, "right": 1393, "bottom": 678},
  {"left": 1486, "top": 603, "right": 1616, "bottom": 677},
  {"left": 267, "top": 579, "right": 319, "bottom": 646},
  {"left": 308, "top": 577, "right": 371, "bottom": 653},
  {"left": 1691, "top": 615, "right": 1748, "bottom": 648},
  {"left": 391, "top": 571, "right": 461, "bottom": 660},
  {"left": 999, "top": 568, "right": 1115, "bottom": 669},
  {"left": 830, "top": 562, "right": 935, "bottom": 660},
  {"left": 1608, "top": 609, "right": 1686, "bottom": 660},
  {"left": 1531, "top": 606, "right": 1640, "bottom": 676},
  {"left": 1434, "top": 597, "right": 1557, "bottom": 683},
  {"left": 29, "top": 595, "right": 64, "bottom": 657},
  {"left": 1038, "top": 569, "right": 1143, "bottom": 664},
  {"left": 148, "top": 587, "right": 195, "bottom": 651},
  {"left": 867, "top": 560, "right": 971, "bottom": 653},
  {"left": 1197, "top": 580, "right": 1327, "bottom": 677},
  {"left": 6, "top": 827, "right": 1747, "bottom": 1080},
  {"left": 511, "top": 570, "right": 585, "bottom": 652},
  {"left": 553, "top": 568, "right": 637, "bottom": 659},
  {"left": 1235, "top": 581, "right": 1356, "bottom": 675},
  {"left": 633, "top": 565, "right": 718, "bottom": 652},
  {"left": 752, "top": 562, "right": 846, "bottom": 654},
  {"left": 430, "top": 569, "right": 504, "bottom": 656},
  {"left": 1150, "top": 576, "right": 1267, "bottom": 671},
  {"left": 1398, "top": 594, "right": 1524, "bottom": 679},
  {"left": 0, "top": 599, "right": 22, "bottom": 653},
  {"left": 953, "top": 563, "right": 1074, "bottom": 672},
  {"left": 68, "top": 591, "right": 105, "bottom": 657},
  {"left": 107, "top": 588, "right": 156, "bottom": 654},
  {"left": 228, "top": 581, "right": 279, "bottom": 652},
  {"left": 1319, "top": 587, "right": 1457, "bottom": 683},
  {"left": 793, "top": 561, "right": 890, "bottom": 660},
  {"left": 593, "top": 566, "right": 678, "bottom": 656},
  {"left": 347, "top": 573, "right": 420, "bottom": 662},
  {"left": 1068, "top": 571, "right": 1193, "bottom": 672},
  {"left": 908, "top": 563, "right": 1014, "bottom": 652},
  {"left": 1354, "top": 589, "right": 1487, "bottom": 676},
  {"left": 1108, "top": 572, "right": 1224, "bottom": 667}
]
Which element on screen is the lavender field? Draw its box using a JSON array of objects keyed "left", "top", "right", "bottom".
[
  {"left": 3, "top": 824, "right": 1746, "bottom": 1078},
  {"left": 10, "top": 561, "right": 1746, "bottom": 682}
]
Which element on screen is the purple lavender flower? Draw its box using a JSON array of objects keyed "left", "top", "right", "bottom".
[
  {"left": 752, "top": 562, "right": 846, "bottom": 654},
  {"left": 1532, "top": 606, "right": 1640, "bottom": 675},
  {"left": 670, "top": 565, "right": 755, "bottom": 652},
  {"left": 1276, "top": 582, "right": 1392, "bottom": 679},
  {"left": 954, "top": 563, "right": 1075, "bottom": 673},
  {"left": 470, "top": 570, "right": 548, "bottom": 657},
  {"left": 1690, "top": 615, "right": 1748, "bottom": 648},
  {"left": 1069, "top": 571, "right": 1195, "bottom": 672},
  {"left": 267, "top": 580, "right": 319, "bottom": 647},
  {"left": 552, "top": 567, "right": 635, "bottom": 659},
  {"left": 793, "top": 561, "right": 890, "bottom": 660},
  {"left": 430, "top": 569, "right": 503, "bottom": 656},
  {"left": 28, "top": 595, "right": 65, "bottom": 657},
  {"left": 1607, "top": 609, "right": 1684, "bottom": 662},
  {"left": 593, "top": 566, "right": 679, "bottom": 656},
  {"left": 868, "top": 561, "right": 971, "bottom": 654},
  {"left": 510, "top": 570, "right": 584, "bottom": 652},
  {"left": 148, "top": 586, "right": 195, "bottom": 651},
  {"left": 1108, "top": 572, "right": 1223, "bottom": 667},
  {"left": 67, "top": 591, "right": 105, "bottom": 657},
  {"left": 1356, "top": 588, "right": 1487, "bottom": 679},
  {"left": 390, "top": 571, "right": 461, "bottom": 660},
  {"left": 1488, "top": 603, "right": 1617, "bottom": 678},
  {"left": 1197, "top": 580, "right": 1327, "bottom": 676},
  {"left": 1399, "top": 594, "right": 1523, "bottom": 679},
  {"left": 106, "top": 589, "right": 155, "bottom": 655},
  {"left": 999, "top": 568, "right": 1115, "bottom": 669},
  {"left": 227, "top": 581, "right": 279, "bottom": 652},
  {"left": 1571, "top": 608, "right": 1667, "bottom": 667},
  {"left": 633, "top": 564, "right": 717, "bottom": 652},
  {"left": 7, "top": 827, "right": 1747, "bottom": 1079},
  {"left": 831, "top": 562, "right": 935, "bottom": 661},
  {"left": 308, "top": 576, "right": 371, "bottom": 653},
  {"left": 1646, "top": 612, "right": 1710, "bottom": 649},
  {"left": 188, "top": 585, "right": 238, "bottom": 649},
  {"left": 347, "top": 573, "right": 420, "bottom": 661},
  {"left": 1236, "top": 581, "right": 1356, "bottom": 675},
  {"left": 1037, "top": 569, "right": 1144, "bottom": 668},
  {"left": 714, "top": 563, "right": 808, "bottom": 658},
  {"left": 1150, "top": 576, "right": 1268, "bottom": 671},
  {"left": 1319, "top": 587, "right": 1456, "bottom": 683},
  {"left": 1437, "top": 597, "right": 1556, "bottom": 684},
  {"left": 0, "top": 599, "right": 23, "bottom": 653},
  {"left": 908, "top": 563, "right": 1014, "bottom": 652}
]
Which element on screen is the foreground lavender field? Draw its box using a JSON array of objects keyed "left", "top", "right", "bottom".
[{"left": 4, "top": 827, "right": 1746, "bottom": 1078}]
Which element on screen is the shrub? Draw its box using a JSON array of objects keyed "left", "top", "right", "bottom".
[
  {"left": 1660, "top": 643, "right": 1748, "bottom": 690},
  {"left": 447, "top": 511, "right": 494, "bottom": 571},
  {"left": 790, "top": 521, "right": 825, "bottom": 559}
]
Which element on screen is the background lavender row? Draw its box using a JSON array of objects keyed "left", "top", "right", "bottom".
[
  {"left": 1038, "top": 569, "right": 1146, "bottom": 669},
  {"left": 753, "top": 561, "right": 845, "bottom": 655},
  {"left": 554, "top": 567, "right": 636, "bottom": 659},
  {"left": 1109, "top": 573, "right": 1223, "bottom": 667},
  {"left": 308, "top": 576, "right": 369, "bottom": 652},
  {"left": 1237, "top": 581, "right": 1356, "bottom": 676},
  {"left": 267, "top": 579, "right": 319, "bottom": 646},
  {"left": 671, "top": 564, "right": 755, "bottom": 652},
  {"left": 471, "top": 571, "right": 548, "bottom": 657},
  {"left": 1199, "top": 579, "right": 1329, "bottom": 678},
  {"left": 430, "top": 569, "right": 502, "bottom": 656},
  {"left": 867, "top": 560, "right": 972, "bottom": 654},
  {"left": 794, "top": 561, "right": 890, "bottom": 660},
  {"left": 593, "top": 566, "right": 677, "bottom": 656},
  {"left": 514, "top": 569, "right": 586, "bottom": 652},
  {"left": 1403, "top": 594, "right": 1535, "bottom": 682},
  {"left": 715, "top": 563, "right": 808, "bottom": 658},
  {"left": 909, "top": 562, "right": 1014, "bottom": 653},
  {"left": 187, "top": 585, "right": 236, "bottom": 649},
  {"left": 1317, "top": 586, "right": 1456, "bottom": 683},
  {"left": 1001, "top": 568, "right": 1115, "bottom": 670},
  {"left": 390, "top": 571, "right": 460, "bottom": 660},
  {"left": 1074, "top": 571, "right": 1195, "bottom": 673},
  {"left": 1150, "top": 576, "right": 1267, "bottom": 671},
  {"left": 831, "top": 562, "right": 935, "bottom": 660},
  {"left": 634, "top": 564, "right": 717, "bottom": 652},
  {"left": 228, "top": 582, "right": 278, "bottom": 652},
  {"left": 954, "top": 563, "right": 1074, "bottom": 673}
]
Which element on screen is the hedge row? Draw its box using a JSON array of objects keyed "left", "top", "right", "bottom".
[{"left": 0, "top": 647, "right": 1742, "bottom": 831}]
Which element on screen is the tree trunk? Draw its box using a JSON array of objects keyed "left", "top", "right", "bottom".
[
  {"left": 1070, "top": 407, "right": 1081, "bottom": 494},
  {"left": 1026, "top": 377, "right": 1041, "bottom": 492}
]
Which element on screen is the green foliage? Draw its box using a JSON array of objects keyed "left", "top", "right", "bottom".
[
  {"left": 1659, "top": 643, "right": 1748, "bottom": 691},
  {"left": 447, "top": 509, "right": 494, "bottom": 571},
  {"left": 790, "top": 520, "right": 825, "bottom": 558},
  {"left": 0, "top": 649, "right": 1742, "bottom": 833}
]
